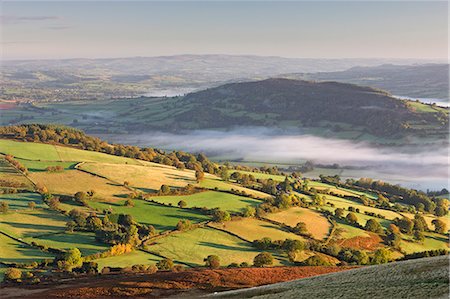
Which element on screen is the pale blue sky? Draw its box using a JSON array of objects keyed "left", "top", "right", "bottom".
[{"left": 1, "top": 1, "right": 448, "bottom": 60}]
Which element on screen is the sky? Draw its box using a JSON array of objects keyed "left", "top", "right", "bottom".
[{"left": 0, "top": 1, "right": 448, "bottom": 60}]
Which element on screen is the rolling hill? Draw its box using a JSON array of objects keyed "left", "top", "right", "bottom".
[
  {"left": 179, "top": 78, "right": 448, "bottom": 138},
  {"left": 283, "top": 64, "right": 449, "bottom": 101},
  {"left": 211, "top": 255, "right": 449, "bottom": 299}
]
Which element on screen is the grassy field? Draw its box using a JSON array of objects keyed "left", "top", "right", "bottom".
[
  {"left": 401, "top": 212, "right": 449, "bottom": 231},
  {"left": 213, "top": 256, "right": 450, "bottom": 299},
  {"left": 265, "top": 207, "right": 331, "bottom": 240},
  {"left": 322, "top": 194, "right": 402, "bottom": 221},
  {"left": 17, "top": 159, "right": 77, "bottom": 172},
  {"left": 95, "top": 250, "right": 164, "bottom": 269},
  {"left": 79, "top": 162, "right": 196, "bottom": 192},
  {"left": 152, "top": 191, "right": 261, "bottom": 213},
  {"left": 147, "top": 227, "right": 283, "bottom": 267},
  {"left": 88, "top": 199, "right": 210, "bottom": 232},
  {"left": 29, "top": 169, "right": 131, "bottom": 200},
  {"left": 0, "top": 157, "right": 34, "bottom": 190},
  {"left": 0, "top": 208, "right": 68, "bottom": 238},
  {"left": 0, "top": 193, "right": 45, "bottom": 210},
  {"left": 234, "top": 170, "right": 286, "bottom": 181},
  {"left": 333, "top": 220, "right": 371, "bottom": 239},
  {"left": 0, "top": 139, "right": 141, "bottom": 164},
  {"left": 29, "top": 232, "right": 109, "bottom": 256},
  {"left": 199, "top": 177, "right": 271, "bottom": 199},
  {"left": 400, "top": 232, "right": 449, "bottom": 254},
  {"left": 0, "top": 139, "right": 61, "bottom": 160},
  {"left": 0, "top": 233, "right": 54, "bottom": 264},
  {"left": 209, "top": 218, "right": 304, "bottom": 242}
]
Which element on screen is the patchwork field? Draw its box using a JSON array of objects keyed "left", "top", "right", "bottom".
[
  {"left": 209, "top": 218, "right": 304, "bottom": 242},
  {"left": 79, "top": 162, "right": 196, "bottom": 192},
  {"left": 29, "top": 170, "right": 131, "bottom": 200},
  {"left": 0, "top": 139, "right": 140, "bottom": 164},
  {"left": 17, "top": 159, "right": 77, "bottom": 172},
  {"left": 0, "top": 157, "right": 34, "bottom": 190},
  {"left": 234, "top": 170, "right": 286, "bottom": 181},
  {"left": 0, "top": 234, "right": 54, "bottom": 264},
  {"left": 400, "top": 232, "right": 449, "bottom": 254},
  {"left": 265, "top": 207, "right": 331, "bottom": 240},
  {"left": 147, "top": 227, "right": 283, "bottom": 267},
  {"left": 29, "top": 232, "right": 109, "bottom": 256},
  {"left": 88, "top": 199, "right": 210, "bottom": 232},
  {"left": 0, "top": 207, "right": 68, "bottom": 239},
  {"left": 152, "top": 191, "right": 261, "bottom": 213},
  {"left": 199, "top": 177, "right": 271, "bottom": 199},
  {"left": 0, "top": 193, "right": 45, "bottom": 211},
  {"left": 323, "top": 194, "right": 402, "bottom": 220},
  {"left": 95, "top": 250, "right": 164, "bottom": 269}
]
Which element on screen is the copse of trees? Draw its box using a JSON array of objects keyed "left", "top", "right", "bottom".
[
  {"left": 353, "top": 178, "right": 447, "bottom": 216},
  {"left": 253, "top": 252, "right": 274, "bottom": 267},
  {"left": 204, "top": 255, "right": 220, "bottom": 269}
]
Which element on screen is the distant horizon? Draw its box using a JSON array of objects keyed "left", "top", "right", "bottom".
[
  {"left": 1, "top": 1, "right": 447, "bottom": 61},
  {"left": 1, "top": 53, "right": 447, "bottom": 63}
]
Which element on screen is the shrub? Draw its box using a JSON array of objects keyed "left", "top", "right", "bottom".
[
  {"left": 156, "top": 258, "right": 174, "bottom": 271},
  {"left": 253, "top": 252, "right": 274, "bottom": 267},
  {"left": 101, "top": 267, "right": 111, "bottom": 274},
  {"left": 204, "top": 255, "right": 220, "bottom": 269},
  {"left": 178, "top": 200, "right": 187, "bottom": 208},
  {"left": 364, "top": 219, "right": 383, "bottom": 234},
  {"left": 301, "top": 255, "right": 332, "bottom": 266},
  {"left": 4, "top": 268, "right": 22, "bottom": 281}
]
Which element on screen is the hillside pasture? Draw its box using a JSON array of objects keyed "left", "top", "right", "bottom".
[
  {"left": 29, "top": 232, "right": 109, "bottom": 256},
  {"left": 0, "top": 233, "right": 54, "bottom": 264},
  {"left": 0, "top": 139, "right": 141, "bottom": 164},
  {"left": 264, "top": 207, "right": 331, "bottom": 240},
  {"left": 234, "top": 170, "right": 286, "bottom": 181},
  {"left": 95, "top": 250, "right": 163, "bottom": 269},
  {"left": 88, "top": 199, "right": 210, "bottom": 232},
  {"left": 323, "top": 194, "right": 402, "bottom": 220},
  {"left": 208, "top": 218, "right": 304, "bottom": 242},
  {"left": 79, "top": 162, "right": 196, "bottom": 193},
  {"left": 0, "top": 157, "right": 34, "bottom": 190},
  {"left": 0, "top": 193, "right": 45, "bottom": 211},
  {"left": 147, "top": 227, "right": 283, "bottom": 267},
  {"left": 0, "top": 139, "right": 60, "bottom": 161},
  {"left": 17, "top": 159, "right": 77, "bottom": 172},
  {"left": 199, "top": 177, "right": 271, "bottom": 199},
  {"left": 29, "top": 169, "right": 130, "bottom": 201},
  {"left": 152, "top": 191, "right": 261, "bottom": 213},
  {"left": 0, "top": 208, "right": 67, "bottom": 238},
  {"left": 400, "top": 232, "right": 449, "bottom": 254}
]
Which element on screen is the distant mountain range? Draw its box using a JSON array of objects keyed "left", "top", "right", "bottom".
[
  {"left": 1, "top": 55, "right": 442, "bottom": 102},
  {"left": 281, "top": 64, "right": 449, "bottom": 101}
]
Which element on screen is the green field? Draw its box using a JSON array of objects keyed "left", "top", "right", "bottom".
[
  {"left": 152, "top": 191, "right": 261, "bottom": 213},
  {"left": 199, "top": 177, "right": 271, "bottom": 199},
  {"left": 147, "top": 227, "right": 283, "bottom": 266},
  {"left": 234, "top": 170, "right": 286, "bottom": 181},
  {"left": 209, "top": 218, "right": 304, "bottom": 242},
  {"left": 88, "top": 199, "right": 210, "bottom": 232},
  {"left": 400, "top": 232, "right": 449, "bottom": 254},
  {"left": 17, "top": 159, "right": 77, "bottom": 172},
  {"left": 0, "top": 233, "right": 55, "bottom": 264},
  {"left": 0, "top": 207, "right": 68, "bottom": 238},
  {"left": 29, "top": 232, "right": 109, "bottom": 256},
  {"left": 0, "top": 193, "right": 45, "bottom": 211},
  {"left": 0, "top": 139, "right": 140, "bottom": 164},
  {"left": 95, "top": 250, "right": 164, "bottom": 269}
]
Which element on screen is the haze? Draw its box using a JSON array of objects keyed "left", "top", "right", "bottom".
[{"left": 1, "top": 1, "right": 448, "bottom": 60}]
